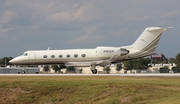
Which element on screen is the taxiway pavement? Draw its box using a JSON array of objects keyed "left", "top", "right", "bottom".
[{"left": 1, "top": 73, "right": 180, "bottom": 77}]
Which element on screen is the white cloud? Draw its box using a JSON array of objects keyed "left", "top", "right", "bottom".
[
  {"left": 0, "top": 10, "right": 17, "bottom": 24},
  {"left": 46, "top": 11, "right": 73, "bottom": 22},
  {"left": 142, "top": 15, "right": 154, "bottom": 20},
  {"left": 0, "top": 27, "right": 12, "bottom": 34},
  {"left": 110, "top": 29, "right": 128, "bottom": 36},
  {"left": 123, "top": 11, "right": 154, "bottom": 22},
  {"left": 0, "top": 27, "right": 13, "bottom": 43},
  {"left": 66, "top": 25, "right": 102, "bottom": 44},
  {"left": 82, "top": 26, "right": 98, "bottom": 35},
  {"left": 66, "top": 34, "right": 102, "bottom": 44},
  {"left": 162, "top": 10, "right": 179, "bottom": 18},
  {"left": 46, "top": 4, "right": 101, "bottom": 22}
]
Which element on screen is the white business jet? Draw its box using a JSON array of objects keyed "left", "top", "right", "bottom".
[{"left": 10, "top": 27, "right": 169, "bottom": 74}]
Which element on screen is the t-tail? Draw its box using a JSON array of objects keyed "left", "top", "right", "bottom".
[{"left": 127, "top": 27, "right": 169, "bottom": 58}]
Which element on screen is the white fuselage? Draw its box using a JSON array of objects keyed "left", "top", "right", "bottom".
[
  {"left": 9, "top": 27, "right": 169, "bottom": 67},
  {"left": 10, "top": 47, "right": 130, "bottom": 65}
]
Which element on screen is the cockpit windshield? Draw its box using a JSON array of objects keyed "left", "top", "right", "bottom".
[{"left": 22, "top": 53, "right": 28, "bottom": 56}]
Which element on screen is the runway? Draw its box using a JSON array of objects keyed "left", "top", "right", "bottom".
[{"left": 1, "top": 73, "right": 180, "bottom": 77}]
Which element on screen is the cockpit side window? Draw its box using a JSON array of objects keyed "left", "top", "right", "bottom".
[{"left": 23, "top": 53, "right": 28, "bottom": 56}]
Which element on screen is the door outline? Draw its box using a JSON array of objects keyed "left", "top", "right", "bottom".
[{"left": 29, "top": 52, "right": 36, "bottom": 61}]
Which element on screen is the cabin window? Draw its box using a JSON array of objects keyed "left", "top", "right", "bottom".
[
  {"left": 51, "top": 55, "right": 55, "bottom": 58},
  {"left": 74, "top": 54, "right": 78, "bottom": 58},
  {"left": 82, "top": 54, "right": 86, "bottom": 57},
  {"left": 43, "top": 55, "right": 47, "bottom": 58},
  {"left": 59, "top": 55, "right": 63, "bottom": 58},
  {"left": 66, "top": 54, "right": 70, "bottom": 58}
]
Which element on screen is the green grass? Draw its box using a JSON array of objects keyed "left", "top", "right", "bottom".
[{"left": 0, "top": 76, "right": 180, "bottom": 104}]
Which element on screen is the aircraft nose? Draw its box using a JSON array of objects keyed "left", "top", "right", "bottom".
[
  {"left": 9, "top": 59, "right": 16, "bottom": 64},
  {"left": 9, "top": 57, "right": 20, "bottom": 64}
]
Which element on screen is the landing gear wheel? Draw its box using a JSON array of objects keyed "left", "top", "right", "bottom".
[
  {"left": 21, "top": 70, "right": 25, "bottom": 74},
  {"left": 91, "top": 69, "right": 97, "bottom": 74}
]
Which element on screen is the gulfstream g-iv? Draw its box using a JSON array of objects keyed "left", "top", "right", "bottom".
[{"left": 10, "top": 27, "right": 169, "bottom": 74}]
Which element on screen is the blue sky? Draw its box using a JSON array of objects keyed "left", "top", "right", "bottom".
[{"left": 0, "top": 0, "right": 179, "bottom": 58}]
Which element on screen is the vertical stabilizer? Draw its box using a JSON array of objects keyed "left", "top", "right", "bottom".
[{"left": 131, "top": 27, "right": 167, "bottom": 53}]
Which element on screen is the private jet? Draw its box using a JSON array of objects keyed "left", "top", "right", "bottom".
[{"left": 10, "top": 27, "right": 169, "bottom": 74}]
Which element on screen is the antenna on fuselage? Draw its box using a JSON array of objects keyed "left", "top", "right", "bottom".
[{"left": 47, "top": 47, "right": 50, "bottom": 50}]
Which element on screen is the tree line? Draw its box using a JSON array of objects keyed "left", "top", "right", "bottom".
[{"left": 0, "top": 57, "right": 13, "bottom": 67}]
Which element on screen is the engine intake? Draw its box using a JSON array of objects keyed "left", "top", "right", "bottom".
[{"left": 120, "top": 48, "right": 129, "bottom": 56}]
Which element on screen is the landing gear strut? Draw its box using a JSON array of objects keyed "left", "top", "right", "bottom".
[
  {"left": 90, "top": 62, "right": 97, "bottom": 74},
  {"left": 91, "top": 69, "right": 97, "bottom": 74}
]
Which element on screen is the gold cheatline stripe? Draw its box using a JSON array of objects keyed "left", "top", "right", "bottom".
[
  {"left": 111, "top": 32, "right": 163, "bottom": 62},
  {"left": 140, "top": 33, "right": 162, "bottom": 51},
  {"left": 129, "top": 32, "right": 162, "bottom": 57}
]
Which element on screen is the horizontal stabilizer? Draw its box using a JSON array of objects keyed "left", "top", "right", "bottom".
[{"left": 147, "top": 27, "right": 167, "bottom": 32}]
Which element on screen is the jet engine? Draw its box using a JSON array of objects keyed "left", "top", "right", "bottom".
[
  {"left": 96, "top": 47, "right": 129, "bottom": 57},
  {"left": 120, "top": 48, "right": 129, "bottom": 56}
]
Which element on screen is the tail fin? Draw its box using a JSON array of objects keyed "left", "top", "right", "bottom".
[{"left": 131, "top": 27, "right": 168, "bottom": 53}]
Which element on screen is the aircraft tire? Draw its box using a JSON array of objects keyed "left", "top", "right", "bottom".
[
  {"left": 92, "top": 69, "right": 97, "bottom": 74},
  {"left": 21, "top": 70, "right": 26, "bottom": 74}
]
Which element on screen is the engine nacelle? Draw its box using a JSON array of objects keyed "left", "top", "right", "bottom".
[
  {"left": 120, "top": 48, "right": 129, "bottom": 56},
  {"left": 96, "top": 47, "right": 129, "bottom": 57}
]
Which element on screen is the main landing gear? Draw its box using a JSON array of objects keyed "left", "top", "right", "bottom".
[
  {"left": 91, "top": 69, "right": 97, "bottom": 74},
  {"left": 21, "top": 70, "right": 26, "bottom": 74},
  {"left": 90, "top": 62, "right": 97, "bottom": 74}
]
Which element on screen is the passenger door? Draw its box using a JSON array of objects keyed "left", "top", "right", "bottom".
[{"left": 29, "top": 52, "right": 36, "bottom": 61}]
